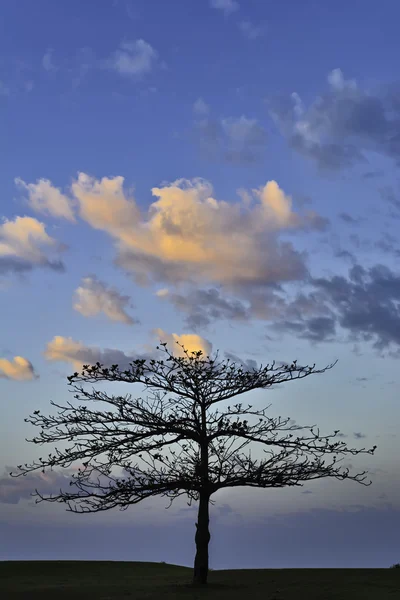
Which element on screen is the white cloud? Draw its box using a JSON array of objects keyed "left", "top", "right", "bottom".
[
  {"left": 210, "top": 0, "right": 239, "bottom": 15},
  {"left": 327, "top": 68, "right": 357, "bottom": 92},
  {"left": 73, "top": 275, "right": 137, "bottom": 325},
  {"left": 108, "top": 39, "right": 158, "bottom": 76},
  {"left": 0, "top": 356, "right": 38, "bottom": 380},
  {"left": 15, "top": 178, "right": 76, "bottom": 222},
  {"left": 238, "top": 21, "right": 265, "bottom": 40},
  {"left": 221, "top": 115, "right": 266, "bottom": 146},
  {"left": 42, "top": 48, "right": 58, "bottom": 72},
  {"left": 193, "top": 97, "right": 210, "bottom": 116},
  {"left": 0, "top": 216, "right": 65, "bottom": 271}
]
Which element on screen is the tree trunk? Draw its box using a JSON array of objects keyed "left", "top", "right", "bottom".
[{"left": 193, "top": 490, "right": 210, "bottom": 585}]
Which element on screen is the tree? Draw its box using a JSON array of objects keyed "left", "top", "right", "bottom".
[{"left": 10, "top": 342, "right": 377, "bottom": 586}]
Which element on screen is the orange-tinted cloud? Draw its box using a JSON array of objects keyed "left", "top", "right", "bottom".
[
  {"left": 151, "top": 328, "right": 212, "bottom": 359},
  {"left": 44, "top": 330, "right": 212, "bottom": 372},
  {"left": 17, "top": 173, "right": 327, "bottom": 304},
  {"left": 0, "top": 356, "right": 38, "bottom": 380}
]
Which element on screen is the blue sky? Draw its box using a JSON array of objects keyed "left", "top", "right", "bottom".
[{"left": 1, "top": 0, "right": 400, "bottom": 568}]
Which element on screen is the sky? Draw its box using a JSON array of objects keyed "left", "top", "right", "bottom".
[{"left": 1, "top": 0, "right": 400, "bottom": 568}]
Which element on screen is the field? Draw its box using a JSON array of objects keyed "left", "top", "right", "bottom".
[{"left": 0, "top": 561, "right": 398, "bottom": 599}]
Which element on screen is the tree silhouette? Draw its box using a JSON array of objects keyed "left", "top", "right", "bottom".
[{"left": 10, "top": 342, "right": 377, "bottom": 586}]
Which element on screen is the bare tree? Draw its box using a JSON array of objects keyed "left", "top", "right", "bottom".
[{"left": 10, "top": 342, "right": 377, "bottom": 586}]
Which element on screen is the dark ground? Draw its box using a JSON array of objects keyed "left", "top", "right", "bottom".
[{"left": 0, "top": 561, "right": 399, "bottom": 599}]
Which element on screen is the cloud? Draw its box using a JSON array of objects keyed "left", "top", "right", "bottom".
[
  {"left": 0, "top": 216, "right": 66, "bottom": 275},
  {"left": 44, "top": 330, "right": 211, "bottom": 372},
  {"left": 73, "top": 275, "right": 137, "bottom": 325},
  {"left": 338, "top": 212, "right": 362, "bottom": 225},
  {"left": 107, "top": 39, "right": 158, "bottom": 77},
  {"left": 42, "top": 49, "right": 58, "bottom": 72},
  {"left": 238, "top": 21, "right": 265, "bottom": 40},
  {"left": 15, "top": 178, "right": 76, "bottom": 222},
  {"left": 210, "top": 0, "right": 239, "bottom": 15},
  {"left": 43, "top": 335, "right": 144, "bottom": 372},
  {"left": 269, "top": 68, "right": 400, "bottom": 170},
  {"left": 20, "top": 174, "right": 326, "bottom": 318},
  {"left": 272, "top": 316, "right": 337, "bottom": 343},
  {"left": 195, "top": 113, "right": 268, "bottom": 164},
  {"left": 112, "top": 177, "right": 321, "bottom": 290},
  {"left": 193, "top": 97, "right": 209, "bottom": 116},
  {"left": 269, "top": 263, "right": 400, "bottom": 354},
  {"left": 156, "top": 287, "right": 250, "bottom": 329},
  {"left": 354, "top": 432, "right": 367, "bottom": 439},
  {"left": 223, "top": 351, "right": 258, "bottom": 370},
  {"left": 151, "top": 328, "right": 212, "bottom": 358},
  {"left": 1, "top": 466, "right": 80, "bottom": 504},
  {"left": 311, "top": 264, "right": 400, "bottom": 353},
  {"left": 3, "top": 464, "right": 117, "bottom": 505},
  {"left": 0, "top": 356, "right": 38, "bottom": 381},
  {"left": 71, "top": 173, "right": 140, "bottom": 233}
]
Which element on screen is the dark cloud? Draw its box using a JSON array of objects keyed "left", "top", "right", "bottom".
[
  {"left": 338, "top": 212, "right": 362, "bottom": 225},
  {"left": 311, "top": 263, "right": 400, "bottom": 352},
  {"left": 157, "top": 287, "right": 250, "bottom": 329},
  {"left": 354, "top": 432, "right": 367, "bottom": 439},
  {"left": 334, "top": 249, "right": 356, "bottom": 262},
  {"left": 0, "top": 256, "right": 65, "bottom": 275},
  {"left": 265, "top": 262, "right": 400, "bottom": 355},
  {"left": 272, "top": 316, "right": 336, "bottom": 343},
  {"left": 269, "top": 69, "right": 400, "bottom": 171}
]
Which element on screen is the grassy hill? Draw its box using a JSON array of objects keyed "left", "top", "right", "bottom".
[{"left": 0, "top": 560, "right": 398, "bottom": 599}]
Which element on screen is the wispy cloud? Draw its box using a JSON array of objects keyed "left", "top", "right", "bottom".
[
  {"left": 238, "top": 20, "right": 265, "bottom": 40},
  {"left": 15, "top": 178, "right": 76, "bottom": 222},
  {"left": 193, "top": 97, "right": 210, "bottom": 116},
  {"left": 73, "top": 275, "right": 138, "bottom": 325},
  {"left": 210, "top": 0, "right": 239, "bottom": 16},
  {"left": 194, "top": 109, "right": 268, "bottom": 164},
  {"left": 42, "top": 48, "right": 58, "bottom": 73}
]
